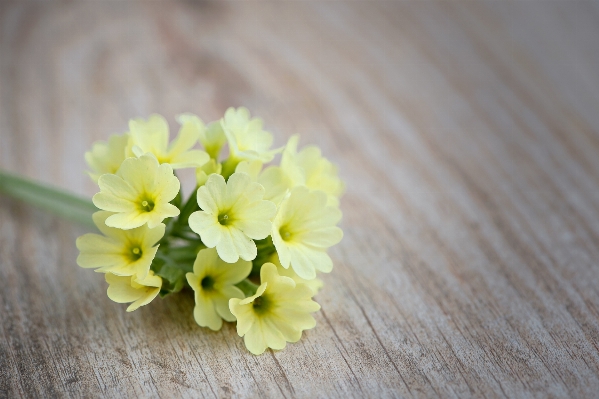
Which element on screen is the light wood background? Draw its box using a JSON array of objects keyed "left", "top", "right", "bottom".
[{"left": 1, "top": 1, "right": 599, "bottom": 398}]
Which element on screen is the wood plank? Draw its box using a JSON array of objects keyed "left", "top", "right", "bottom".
[{"left": 1, "top": 1, "right": 599, "bottom": 397}]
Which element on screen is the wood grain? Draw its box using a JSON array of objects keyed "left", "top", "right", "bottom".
[{"left": 1, "top": 1, "right": 599, "bottom": 397}]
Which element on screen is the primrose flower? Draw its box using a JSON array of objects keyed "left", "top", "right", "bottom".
[
  {"left": 106, "top": 271, "right": 162, "bottom": 312},
  {"left": 188, "top": 172, "right": 276, "bottom": 263},
  {"left": 85, "top": 133, "right": 129, "bottom": 182},
  {"left": 128, "top": 114, "right": 209, "bottom": 169},
  {"left": 235, "top": 160, "right": 290, "bottom": 204},
  {"left": 280, "top": 135, "right": 344, "bottom": 206},
  {"left": 93, "top": 153, "right": 180, "bottom": 229},
  {"left": 186, "top": 248, "right": 251, "bottom": 330},
  {"left": 177, "top": 114, "right": 227, "bottom": 161},
  {"left": 229, "top": 263, "right": 320, "bottom": 355},
  {"left": 220, "top": 107, "right": 282, "bottom": 175},
  {"left": 272, "top": 186, "right": 343, "bottom": 280},
  {"left": 76, "top": 211, "right": 164, "bottom": 279}
]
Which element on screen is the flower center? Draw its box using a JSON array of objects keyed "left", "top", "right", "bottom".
[
  {"left": 218, "top": 213, "right": 230, "bottom": 225},
  {"left": 140, "top": 198, "right": 155, "bottom": 212},
  {"left": 279, "top": 226, "right": 293, "bottom": 242},
  {"left": 201, "top": 276, "right": 215, "bottom": 290},
  {"left": 252, "top": 295, "right": 270, "bottom": 315},
  {"left": 130, "top": 247, "right": 142, "bottom": 261}
]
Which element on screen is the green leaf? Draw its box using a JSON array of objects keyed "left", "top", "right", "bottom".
[
  {"left": 0, "top": 171, "right": 97, "bottom": 229},
  {"left": 151, "top": 253, "right": 193, "bottom": 297}
]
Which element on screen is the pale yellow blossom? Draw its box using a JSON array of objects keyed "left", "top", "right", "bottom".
[
  {"left": 188, "top": 172, "right": 276, "bottom": 263},
  {"left": 186, "top": 248, "right": 251, "bottom": 330},
  {"left": 128, "top": 114, "right": 209, "bottom": 169},
  {"left": 177, "top": 114, "right": 227, "bottom": 161},
  {"left": 220, "top": 107, "right": 282, "bottom": 176},
  {"left": 76, "top": 211, "right": 164, "bottom": 279},
  {"left": 229, "top": 263, "right": 320, "bottom": 355},
  {"left": 272, "top": 186, "right": 343, "bottom": 280},
  {"left": 85, "top": 133, "right": 129, "bottom": 182},
  {"left": 280, "top": 135, "right": 344, "bottom": 206},
  {"left": 93, "top": 153, "right": 180, "bottom": 229}
]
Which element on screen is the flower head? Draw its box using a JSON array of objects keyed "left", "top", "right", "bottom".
[
  {"left": 85, "top": 133, "right": 129, "bottom": 182},
  {"left": 93, "top": 153, "right": 181, "bottom": 229},
  {"left": 177, "top": 114, "right": 227, "bottom": 161},
  {"left": 272, "top": 186, "right": 343, "bottom": 280},
  {"left": 186, "top": 248, "right": 251, "bottom": 330},
  {"left": 76, "top": 211, "right": 164, "bottom": 279},
  {"left": 221, "top": 107, "right": 281, "bottom": 164},
  {"left": 128, "top": 114, "right": 209, "bottom": 169},
  {"left": 106, "top": 271, "right": 162, "bottom": 312},
  {"left": 281, "top": 135, "right": 344, "bottom": 206},
  {"left": 188, "top": 172, "right": 276, "bottom": 263},
  {"left": 229, "top": 263, "right": 320, "bottom": 355}
]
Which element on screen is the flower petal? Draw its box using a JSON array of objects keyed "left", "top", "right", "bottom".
[
  {"left": 193, "top": 292, "right": 223, "bottom": 331},
  {"left": 244, "top": 320, "right": 268, "bottom": 355},
  {"left": 230, "top": 298, "right": 256, "bottom": 336},
  {"left": 196, "top": 186, "right": 218, "bottom": 214},
  {"left": 296, "top": 226, "right": 343, "bottom": 248},
  {"left": 106, "top": 274, "right": 142, "bottom": 303},
  {"left": 105, "top": 211, "right": 149, "bottom": 230},
  {"left": 97, "top": 174, "right": 138, "bottom": 201},
  {"left": 169, "top": 150, "right": 209, "bottom": 169},
  {"left": 189, "top": 212, "right": 222, "bottom": 248},
  {"left": 228, "top": 228, "right": 257, "bottom": 262},
  {"left": 234, "top": 200, "right": 276, "bottom": 239},
  {"left": 204, "top": 174, "right": 227, "bottom": 209},
  {"left": 216, "top": 229, "right": 239, "bottom": 263}
]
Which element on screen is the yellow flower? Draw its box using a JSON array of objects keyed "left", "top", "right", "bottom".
[
  {"left": 269, "top": 252, "right": 323, "bottom": 295},
  {"left": 235, "top": 160, "right": 290, "bottom": 204},
  {"left": 229, "top": 263, "right": 320, "bottom": 355},
  {"left": 272, "top": 186, "right": 343, "bottom": 280},
  {"left": 128, "top": 114, "right": 209, "bottom": 169},
  {"left": 85, "top": 133, "right": 129, "bottom": 182},
  {"left": 188, "top": 172, "right": 276, "bottom": 263},
  {"left": 186, "top": 248, "right": 251, "bottom": 330},
  {"left": 76, "top": 211, "right": 165, "bottom": 279},
  {"left": 106, "top": 271, "right": 162, "bottom": 312},
  {"left": 93, "top": 153, "right": 181, "bottom": 229},
  {"left": 220, "top": 107, "right": 282, "bottom": 175},
  {"left": 280, "top": 135, "right": 344, "bottom": 206},
  {"left": 177, "top": 114, "right": 227, "bottom": 161},
  {"left": 196, "top": 158, "right": 222, "bottom": 187}
]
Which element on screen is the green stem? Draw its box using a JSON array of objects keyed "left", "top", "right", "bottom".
[
  {"left": 174, "top": 188, "right": 199, "bottom": 231},
  {"left": 0, "top": 171, "right": 97, "bottom": 229},
  {"left": 236, "top": 278, "right": 260, "bottom": 297}
]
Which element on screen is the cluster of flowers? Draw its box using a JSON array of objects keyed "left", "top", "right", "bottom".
[{"left": 76, "top": 108, "right": 344, "bottom": 354}]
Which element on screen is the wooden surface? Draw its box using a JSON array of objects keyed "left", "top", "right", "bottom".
[{"left": 1, "top": 1, "right": 599, "bottom": 398}]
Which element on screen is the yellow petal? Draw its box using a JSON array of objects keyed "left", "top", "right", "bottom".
[
  {"left": 193, "top": 291, "right": 223, "bottom": 331},
  {"left": 244, "top": 320, "right": 268, "bottom": 355}
]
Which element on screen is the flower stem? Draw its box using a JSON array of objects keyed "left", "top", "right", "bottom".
[
  {"left": 174, "top": 188, "right": 199, "bottom": 231},
  {"left": 0, "top": 171, "right": 97, "bottom": 229}
]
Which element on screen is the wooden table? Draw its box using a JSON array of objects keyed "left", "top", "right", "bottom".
[{"left": 1, "top": 1, "right": 599, "bottom": 397}]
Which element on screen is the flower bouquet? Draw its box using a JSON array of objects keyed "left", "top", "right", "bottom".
[{"left": 1, "top": 107, "right": 344, "bottom": 355}]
